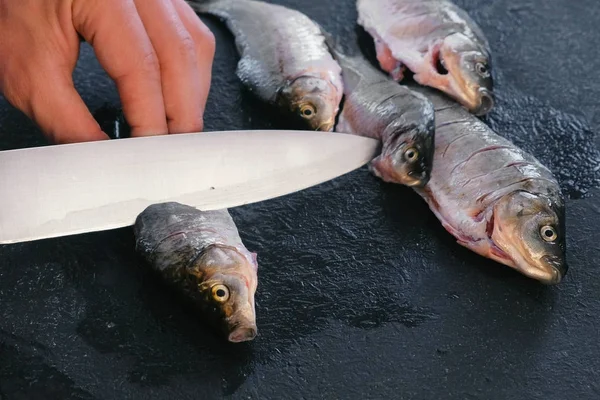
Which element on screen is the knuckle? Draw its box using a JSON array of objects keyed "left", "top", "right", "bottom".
[
  {"left": 189, "top": 22, "right": 216, "bottom": 57},
  {"left": 139, "top": 50, "right": 161, "bottom": 75},
  {"left": 172, "top": 34, "right": 198, "bottom": 67},
  {"left": 177, "top": 34, "right": 197, "bottom": 59},
  {"left": 202, "top": 30, "right": 217, "bottom": 57}
]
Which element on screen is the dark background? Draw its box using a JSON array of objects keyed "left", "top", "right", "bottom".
[{"left": 1, "top": 0, "right": 600, "bottom": 399}]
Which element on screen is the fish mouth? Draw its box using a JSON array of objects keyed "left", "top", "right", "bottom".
[
  {"left": 405, "top": 170, "right": 430, "bottom": 187},
  {"left": 431, "top": 49, "right": 491, "bottom": 115},
  {"left": 538, "top": 255, "right": 566, "bottom": 285},
  {"left": 488, "top": 217, "right": 564, "bottom": 285},
  {"left": 228, "top": 324, "right": 257, "bottom": 343},
  {"left": 226, "top": 304, "right": 258, "bottom": 343},
  {"left": 504, "top": 242, "right": 565, "bottom": 284},
  {"left": 369, "top": 155, "right": 429, "bottom": 186},
  {"left": 519, "top": 264, "right": 562, "bottom": 285},
  {"left": 317, "top": 119, "right": 335, "bottom": 132},
  {"left": 490, "top": 244, "right": 561, "bottom": 284},
  {"left": 473, "top": 88, "right": 494, "bottom": 116}
]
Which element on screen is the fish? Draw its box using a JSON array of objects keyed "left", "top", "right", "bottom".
[
  {"left": 187, "top": 0, "right": 344, "bottom": 131},
  {"left": 356, "top": 0, "right": 494, "bottom": 116},
  {"left": 330, "top": 47, "right": 436, "bottom": 187},
  {"left": 408, "top": 85, "right": 567, "bottom": 284},
  {"left": 134, "top": 202, "right": 259, "bottom": 343}
]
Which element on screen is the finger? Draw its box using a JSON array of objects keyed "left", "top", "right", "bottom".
[
  {"left": 8, "top": 66, "right": 108, "bottom": 144},
  {"left": 72, "top": 0, "right": 168, "bottom": 137},
  {"left": 172, "top": 0, "right": 217, "bottom": 131},
  {"left": 133, "top": 0, "right": 203, "bottom": 134}
]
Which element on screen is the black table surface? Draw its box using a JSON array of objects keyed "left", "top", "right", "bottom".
[{"left": 1, "top": 1, "right": 600, "bottom": 399}]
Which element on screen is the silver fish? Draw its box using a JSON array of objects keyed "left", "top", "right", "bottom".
[
  {"left": 409, "top": 85, "right": 567, "bottom": 284},
  {"left": 357, "top": 0, "right": 494, "bottom": 115},
  {"left": 331, "top": 48, "right": 435, "bottom": 187},
  {"left": 134, "top": 202, "right": 259, "bottom": 342},
  {"left": 188, "top": 0, "right": 344, "bottom": 131}
]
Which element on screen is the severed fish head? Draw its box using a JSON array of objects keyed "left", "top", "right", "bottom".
[
  {"left": 370, "top": 123, "right": 435, "bottom": 187},
  {"left": 278, "top": 76, "right": 340, "bottom": 131},
  {"left": 189, "top": 245, "right": 259, "bottom": 343},
  {"left": 434, "top": 33, "right": 494, "bottom": 116},
  {"left": 489, "top": 191, "right": 567, "bottom": 284}
]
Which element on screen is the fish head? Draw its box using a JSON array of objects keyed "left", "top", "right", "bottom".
[
  {"left": 437, "top": 33, "right": 494, "bottom": 115},
  {"left": 490, "top": 190, "right": 567, "bottom": 284},
  {"left": 190, "top": 245, "right": 258, "bottom": 343},
  {"left": 279, "top": 76, "right": 339, "bottom": 131},
  {"left": 371, "top": 108, "right": 435, "bottom": 187}
]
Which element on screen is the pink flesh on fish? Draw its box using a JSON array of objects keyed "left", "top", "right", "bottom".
[{"left": 357, "top": 0, "right": 495, "bottom": 115}]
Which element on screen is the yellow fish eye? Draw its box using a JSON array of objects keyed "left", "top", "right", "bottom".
[
  {"left": 404, "top": 147, "right": 419, "bottom": 163},
  {"left": 540, "top": 225, "right": 558, "bottom": 242},
  {"left": 211, "top": 284, "right": 230, "bottom": 302},
  {"left": 300, "top": 104, "right": 316, "bottom": 119}
]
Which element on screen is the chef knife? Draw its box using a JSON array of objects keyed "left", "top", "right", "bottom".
[{"left": 0, "top": 129, "right": 379, "bottom": 244}]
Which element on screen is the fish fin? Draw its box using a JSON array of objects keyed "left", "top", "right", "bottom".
[
  {"left": 368, "top": 155, "right": 401, "bottom": 184},
  {"left": 316, "top": 23, "right": 350, "bottom": 62},
  {"left": 368, "top": 162, "right": 382, "bottom": 180},
  {"left": 186, "top": 0, "right": 227, "bottom": 13},
  {"left": 317, "top": 26, "right": 368, "bottom": 90},
  {"left": 390, "top": 65, "right": 406, "bottom": 81},
  {"left": 318, "top": 25, "right": 383, "bottom": 83},
  {"left": 319, "top": 25, "right": 338, "bottom": 52},
  {"left": 251, "top": 252, "right": 258, "bottom": 268},
  {"left": 334, "top": 110, "right": 353, "bottom": 134},
  {"left": 373, "top": 39, "right": 405, "bottom": 81}
]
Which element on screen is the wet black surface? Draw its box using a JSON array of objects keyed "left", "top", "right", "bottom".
[{"left": 1, "top": 0, "right": 600, "bottom": 399}]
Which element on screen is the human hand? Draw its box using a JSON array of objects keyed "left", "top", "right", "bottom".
[{"left": 0, "top": 0, "right": 215, "bottom": 144}]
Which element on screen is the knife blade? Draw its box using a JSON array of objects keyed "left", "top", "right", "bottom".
[{"left": 0, "top": 129, "right": 379, "bottom": 244}]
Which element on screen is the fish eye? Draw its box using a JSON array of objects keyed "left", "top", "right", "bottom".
[
  {"left": 540, "top": 225, "right": 558, "bottom": 242},
  {"left": 211, "top": 284, "right": 230, "bottom": 302},
  {"left": 404, "top": 147, "right": 419, "bottom": 163},
  {"left": 300, "top": 104, "right": 316, "bottom": 119},
  {"left": 476, "top": 62, "right": 490, "bottom": 77}
]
